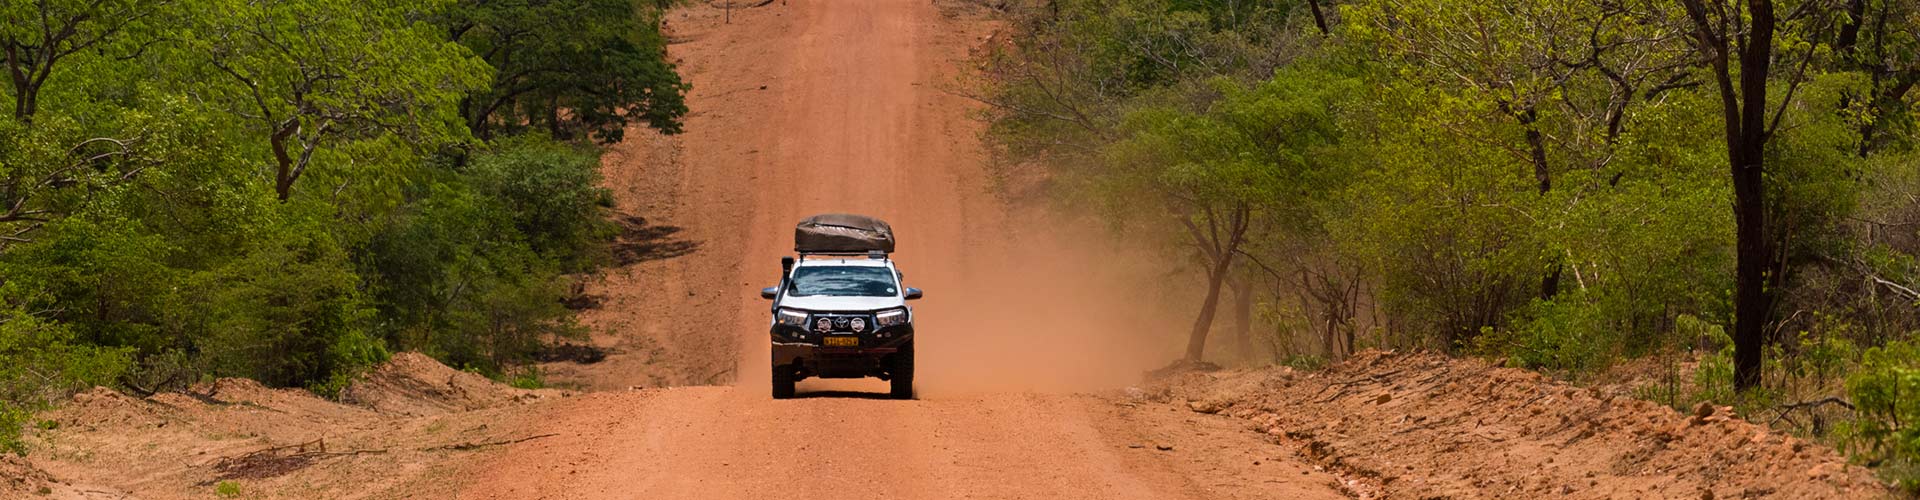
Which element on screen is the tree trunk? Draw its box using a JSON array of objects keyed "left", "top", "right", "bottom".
[
  {"left": 1679, "top": 0, "right": 1782, "bottom": 390},
  {"left": 547, "top": 95, "right": 568, "bottom": 140},
  {"left": 271, "top": 123, "right": 298, "bottom": 201},
  {"left": 5, "top": 42, "right": 39, "bottom": 124},
  {"left": 1180, "top": 205, "right": 1250, "bottom": 363},
  {"left": 1677, "top": 0, "right": 1780, "bottom": 391},
  {"left": 1515, "top": 106, "right": 1562, "bottom": 300},
  {"left": 1231, "top": 275, "right": 1254, "bottom": 363},
  {"left": 1520, "top": 108, "right": 1551, "bottom": 195},
  {"left": 1185, "top": 256, "right": 1233, "bottom": 362},
  {"left": 1731, "top": 0, "right": 1776, "bottom": 391},
  {"left": 1732, "top": 164, "right": 1770, "bottom": 390},
  {"left": 1305, "top": 0, "right": 1331, "bottom": 36},
  {"left": 10, "top": 81, "right": 35, "bottom": 123},
  {"left": 1834, "top": 0, "right": 1864, "bottom": 55}
]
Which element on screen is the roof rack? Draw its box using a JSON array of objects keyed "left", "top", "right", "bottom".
[{"left": 797, "top": 250, "right": 889, "bottom": 261}]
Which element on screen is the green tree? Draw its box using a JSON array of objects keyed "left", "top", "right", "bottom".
[
  {"left": 1832, "top": 0, "right": 1920, "bottom": 157},
  {"left": 189, "top": 0, "right": 488, "bottom": 201},
  {"left": 0, "top": 0, "right": 167, "bottom": 124},
  {"left": 0, "top": 0, "right": 678, "bottom": 437},
  {"left": 465, "top": 137, "right": 614, "bottom": 270},
  {"left": 442, "top": 0, "right": 688, "bottom": 142},
  {"left": 1104, "top": 71, "right": 1350, "bottom": 361},
  {"left": 186, "top": 213, "right": 379, "bottom": 387},
  {"left": 1348, "top": 0, "right": 1698, "bottom": 301}
]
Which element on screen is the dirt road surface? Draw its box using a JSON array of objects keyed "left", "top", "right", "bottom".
[
  {"left": 12, "top": 1, "right": 1884, "bottom": 498},
  {"left": 461, "top": 0, "right": 1345, "bottom": 498}
]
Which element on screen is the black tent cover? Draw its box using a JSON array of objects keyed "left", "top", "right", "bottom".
[{"left": 794, "top": 213, "right": 895, "bottom": 253}]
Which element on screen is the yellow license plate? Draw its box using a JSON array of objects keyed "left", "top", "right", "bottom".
[{"left": 824, "top": 336, "right": 859, "bottom": 347}]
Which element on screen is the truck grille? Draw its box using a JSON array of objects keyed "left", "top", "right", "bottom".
[{"left": 810, "top": 313, "right": 872, "bottom": 334}]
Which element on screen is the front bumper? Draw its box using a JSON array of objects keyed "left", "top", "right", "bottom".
[{"left": 771, "top": 323, "right": 913, "bottom": 379}]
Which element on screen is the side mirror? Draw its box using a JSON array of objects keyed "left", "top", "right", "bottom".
[
  {"left": 904, "top": 288, "right": 923, "bottom": 300},
  {"left": 760, "top": 286, "right": 779, "bottom": 300}
]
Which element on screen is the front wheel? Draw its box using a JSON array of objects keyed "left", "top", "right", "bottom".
[
  {"left": 772, "top": 356, "right": 796, "bottom": 399},
  {"left": 888, "top": 342, "right": 915, "bottom": 400}
]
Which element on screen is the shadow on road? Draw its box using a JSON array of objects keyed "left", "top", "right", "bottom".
[
  {"left": 565, "top": 214, "right": 701, "bottom": 312},
  {"left": 612, "top": 214, "right": 700, "bottom": 266},
  {"left": 790, "top": 390, "right": 903, "bottom": 400},
  {"left": 537, "top": 343, "right": 610, "bottom": 364}
]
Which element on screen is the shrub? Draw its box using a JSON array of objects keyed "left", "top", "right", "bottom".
[
  {"left": 508, "top": 366, "right": 546, "bottom": 390},
  {"left": 1691, "top": 324, "right": 1739, "bottom": 410},
  {"left": 360, "top": 142, "right": 600, "bottom": 374},
  {"left": 1842, "top": 339, "right": 1920, "bottom": 492},
  {"left": 0, "top": 310, "right": 133, "bottom": 455},
  {"left": 187, "top": 222, "right": 380, "bottom": 388},
  {"left": 467, "top": 137, "right": 616, "bottom": 272},
  {"left": 1477, "top": 298, "right": 1614, "bottom": 375}
]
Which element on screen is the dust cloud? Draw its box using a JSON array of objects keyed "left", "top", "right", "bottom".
[
  {"left": 914, "top": 217, "right": 1192, "bottom": 395},
  {"left": 780, "top": 208, "right": 1197, "bottom": 397}
]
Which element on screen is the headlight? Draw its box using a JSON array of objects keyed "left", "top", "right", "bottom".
[
  {"left": 874, "top": 308, "right": 908, "bottom": 327},
  {"left": 776, "top": 308, "right": 808, "bottom": 327}
]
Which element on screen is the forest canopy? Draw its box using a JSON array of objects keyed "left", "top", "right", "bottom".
[
  {"left": 976, "top": 0, "right": 1918, "bottom": 489},
  {"left": 0, "top": 0, "right": 686, "bottom": 454}
]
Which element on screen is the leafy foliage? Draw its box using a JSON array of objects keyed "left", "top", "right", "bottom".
[
  {"left": 982, "top": 0, "right": 1919, "bottom": 479},
  {"left": 1845, "top": 340, "right": 1920, "bottom": 492},
  {"left": 443, "top": 0, "right": 689, "bottom": 142},
  {"left": 0, "top": 0, "right": 684, "bottom": 452},
  {"left": 0, "top": 310, "right": 131, "bottom": 455},
  {"left": 187, "top": 0, "right": 490, "bottom": 201},
  {"left": 359, "top": 141, "right": 602, "bottom": 374}
]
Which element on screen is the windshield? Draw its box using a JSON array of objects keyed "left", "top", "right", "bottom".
[{"left": 787, "top": 266, "right": 898, "bottom": 297}]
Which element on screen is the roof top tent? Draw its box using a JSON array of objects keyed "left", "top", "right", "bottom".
[{"left": 794, "top": 213, "right": 894, "bottom": 259}]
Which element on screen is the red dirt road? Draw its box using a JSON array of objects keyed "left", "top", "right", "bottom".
[
  {"left": 458, "top": 0, "right": 1343, "bottom": 498},
  {"left": 6, "top": 2, "right": 1888, "bottom": 499},
  {"left": 455, "top": 389, "right": 1351, "bottom": 500}
]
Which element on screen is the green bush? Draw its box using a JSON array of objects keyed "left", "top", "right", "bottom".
[
  {"left": 359, "top": 140, "right": 603, "bottom": 374},
  {"left": 0, "top": 310, "right": 133, "bottom": 455},
  {"left": 1279, "top": 354, "right": 1327, "bottom": 371},
  {"left": 187, "top": 219, "right": 381, "bottom": 388},
  {"left": 467, "top": 137, "right": 617, "bottom": 272},
  {"left": 1843, "top": 339, "right": 1920, "bottom": 492},
  {"left": 1690, "top": 321, "right": 1740, "bottom": 410},
  {"left": 508, "top": 366, "right": 546, "bottom": 390},
  {"left": 1477, "top": 298, "right": 1614, "bottom": 375}
]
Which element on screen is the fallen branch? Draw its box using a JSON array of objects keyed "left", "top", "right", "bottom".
[
  {"left": 1314, "top": 369, "right": 1405, "bottom": 403},
  {"left": 1767, "top": 397, "right": 1855, "bottom": 427},
  {"left": 708, "top": 0, "right": 776, "bottom": 8},
  {"left": 1870, "top": 276, "right": 1920, "bottom": 302},
  {"left": 703, "top": 366, "right": 738, "bottom": 385},
  {"left": 424, "top": 433, "right": 559, "bottom": 452},
  {"left": 211, "top": 438, "right": 386, "bottom": 481}
]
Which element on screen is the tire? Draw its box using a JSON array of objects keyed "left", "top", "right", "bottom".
[
  {"left": 888, "top": 341, "right": 915, "bottom": 400},
  {"left": 772, "top": 357, "right": 796, "bottom": 399}
]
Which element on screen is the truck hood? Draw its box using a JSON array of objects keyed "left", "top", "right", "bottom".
[{"left": 777, "top": 294, "right": 905, "bottom": 312}]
